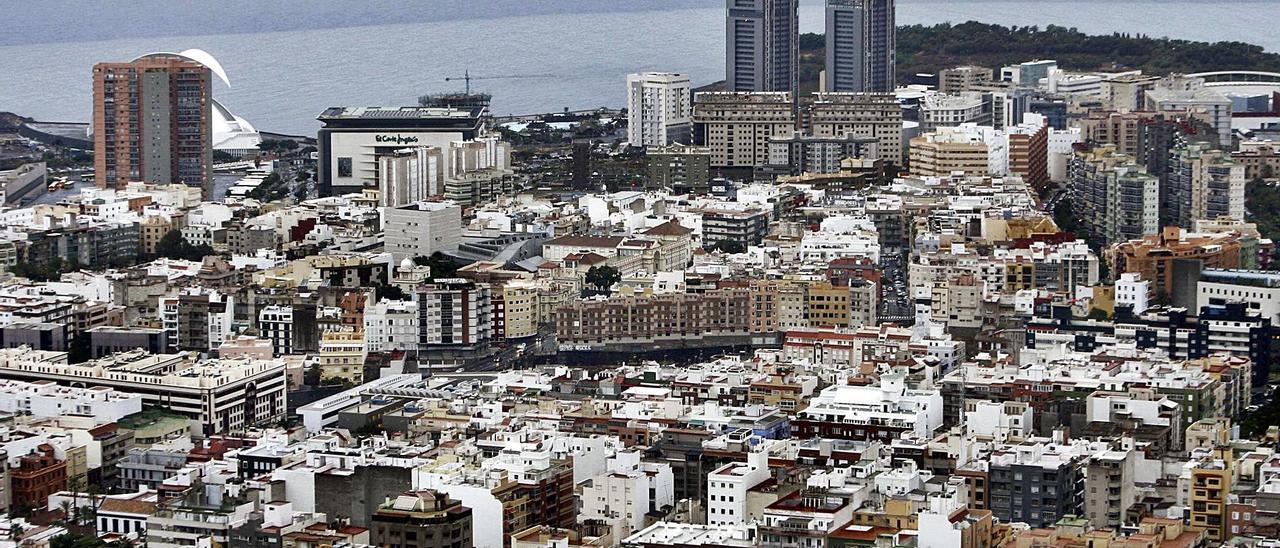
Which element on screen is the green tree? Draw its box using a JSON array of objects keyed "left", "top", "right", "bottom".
[
  {"left": 714, "top": 240, "right": 746, "bottom": 254},
  {"left": 584, "top": 265, "right": 621, "bottom": 292},
  {"left": 155, "top": 230, "right": 215, "bottom": 261},
  {"left": 50, "top": 533, "right": 105, "bottom": 548},
  {"left": 413, "top": 252, "right": 462, "bottom": 280},
  {"left": 1086, "top": 308, "right": 1110, "bottom": 321},
  {"left": 304, "top": 364, "right": 322, "bottom": 386}
]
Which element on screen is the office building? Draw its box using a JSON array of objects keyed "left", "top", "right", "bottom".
[
  {"left": 824, "top": 0, "right": 895, "bottom": 93},
  {"left": 627, "top": 73, "right": 692, "bottom": 148},
  {"left": 316, "top": 106, "right": 486, "bottom": 196},
  {"left": 0, "top": 347, "right": 287, "bottom": 435},
  {"left": 383, "top": 201, "right": 463, "bottom": 263},
  {"left": 93, "top": 54, "right": 212, "bottom": 196},
  {"left": 725, "top": 0, "right": 799, "bottom": 93},
  {"left": 939, "top": 66, "right": 994, "bottom": 93},
  {"left": 909, "top": 129, "right": 991, "bottom": 177}
]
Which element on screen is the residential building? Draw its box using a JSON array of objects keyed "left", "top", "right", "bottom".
[
  {"left": 647, "top": 144, "right": 712, "bottom": 193},
  {"left": 1070, "top": 145, "right": 1159, "bottom": 247},
  {"left": 909, "top": 128, "right": 991, "bottom": 177},
  {"left": 419, "top": 278, "right": 492, "bottom": 348},
  {"left": 1144, "top": 77, "right": 1232, "bottom": 145},
  {"left": 1109, "top": 227, "right": 1250, "bottom": 297},
  {"left": 378, "top": 146, "right": 444, "bottom": 207},
  {"left": 808, "top": 93, "right": 904, "bottom": 164},
  {"left": 9, "top": 444, "right": 67, "bottom": 510},
  {"left": 920, "top": 92, "right": 989, "bottom": 131},
  {"left": 258, "top": 305, "right": 296, "bottom": 356},
  {"left": 364, "top": 299, "right": 420, "bottom": 353},
  {"left": 986, "top": 439, "right": 1086, "bottom": 528},
  {"left": 369, "top": 490, "right": 473, "bottom": 548},
  {"left": 707, "top": 448, "right": 772, "bottom": 526},
  {"left": 793, "top": 371, "right": 943, "bottom": 441},
  {"left": 1168, "top": 142, "right": 1246, "bottom": 228},
  {"left": 1187, "top": 447, "right": 1232, "bottom": 542},
  {"left": 627, "top": 73, "right": 693, "bottom": 148},
  {"left": 93, "top": 53, "right": 212, "bottom": 196},
  {"left": 693, "top": 92, "right": 796, "bottom": 167},
  {"left": 767, "top": 132, "right": 879, "bottom": 175}
]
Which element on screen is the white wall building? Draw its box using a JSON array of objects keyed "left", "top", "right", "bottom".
[
  {"left": 382, "top": 201, "right": 462, "bottom": 263},
  {"left": 363, "top": 299, "right": 420, "bottom": 353},
  {"left": 579, "top": 450, "right": 674, "bottom": 539},
  {"left": 0, "top": 347, "right": 287, "bottom": 435},
  {"left": 707, "top": 448, "right": 772, "bottom": 526},
  {"left": 627, "top": 72, "right": 692, "bottom": 148},
  {"left": 1116, "top": 272, "right": 1151, "bottom": 313},
  {"left": 0, "top": 379, "right": 143, "bottom": 423}
]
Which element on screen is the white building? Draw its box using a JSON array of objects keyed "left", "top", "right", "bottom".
[
  {"left": 382, "top": 201, "right": 462, "bottom": 263},
  {"left": 579, "top": 450, "right": 674, "bottom": 539},
  {"left": 1116, "top": 272, "right": 1151, "bottom": 313},
  {"left": 920, "top": 92, "right": 988, "bottom": 130},
  {"left": 627, "top": 72, "right": 692, "bottom": 148},
  {"left": 0, "top": 347, "right": 287, "bottom": 435},
  {"left": 707, "top": 447, "right": 772, "bottom": 526},
  {"left": 378, "top": 146, "right": 443, "bottom": 207},
  {"left": 0, "top": 379, "right": 143, "bottom": 423},
  {"left": 964, "top": 400, "right": 1032, "bottom": 442},
  {"left": 796, "top": 370, "right": 944, "bottom": 440},
  {"left": 363, "top": 299, "right": 420, "bottom": 353},
  {"left": 799, "top": 231, "right": 882, "bottom": 263}
]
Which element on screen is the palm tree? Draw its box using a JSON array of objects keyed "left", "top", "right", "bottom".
[{"left": 58, "top": 500, "right": 73, "bottom": 525}]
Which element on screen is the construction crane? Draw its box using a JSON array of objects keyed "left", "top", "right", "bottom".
[{"left": 443, "top": 70, "right": 555, "bottom": 95}]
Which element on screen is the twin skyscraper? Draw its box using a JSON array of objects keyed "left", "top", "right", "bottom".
[{"left": 726, "top": 0, "right": 896, "bottom": 93}]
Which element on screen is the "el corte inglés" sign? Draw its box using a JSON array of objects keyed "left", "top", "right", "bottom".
[{"left": 375, "top": 135, "right": 420, "bottom": 145}]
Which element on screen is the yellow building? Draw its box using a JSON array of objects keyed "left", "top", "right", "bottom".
[
  {"left": 139, "top": 215, "right": 174, "bottom": 256},
  {"left": 909, "top": 129, "right": 990, "bottom": 177},
  {"left": 1188, "top": 446, "right": 1232, "bottom": 542},
  {"left": 318, "top": 330, "right": 366, "bottom": 384},
  {"left": 503, "top": 281, "right": 540, "bottom": 339}
]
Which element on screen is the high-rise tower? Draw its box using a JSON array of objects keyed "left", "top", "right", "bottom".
[
  {"left": 726, "top": 0, "right": 799, "bottom": 93},
  {"left": 93, "top": 54, "right": 212, "bottom": 197},
  {"left": 825, "top": 0, "right": 896, "bottom": 93}
]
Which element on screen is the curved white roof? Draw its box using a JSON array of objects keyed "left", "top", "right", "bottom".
[
  {"left": 132, "top": 48, "right": 231, "bottom": 87},
  {"left": 127, "top": 49, "right": 259, "bottom": 151}
]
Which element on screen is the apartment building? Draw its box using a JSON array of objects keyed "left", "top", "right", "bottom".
[
  {"left": 93, "top": 54, "right": 211, "bottom": 196},
  {"left": 627, "top": 72, "right": 693, "bottom": 148}
]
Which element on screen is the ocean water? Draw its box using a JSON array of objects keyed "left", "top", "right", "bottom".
[{"left": 1, "top": 0, "right": 1277, "bottom": 135}]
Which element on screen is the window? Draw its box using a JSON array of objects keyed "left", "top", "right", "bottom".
[{"left": 337, "top": 157, "right": 353, "bottom": 178}]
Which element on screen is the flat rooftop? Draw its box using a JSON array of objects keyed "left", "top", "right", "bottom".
[{"left": 318, "top": 106, "right": 483, "bottom": 121}]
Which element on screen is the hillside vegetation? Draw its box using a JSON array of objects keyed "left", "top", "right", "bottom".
[{"left": 796, "top": 22, "right": 1280, "bottom": 83}]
